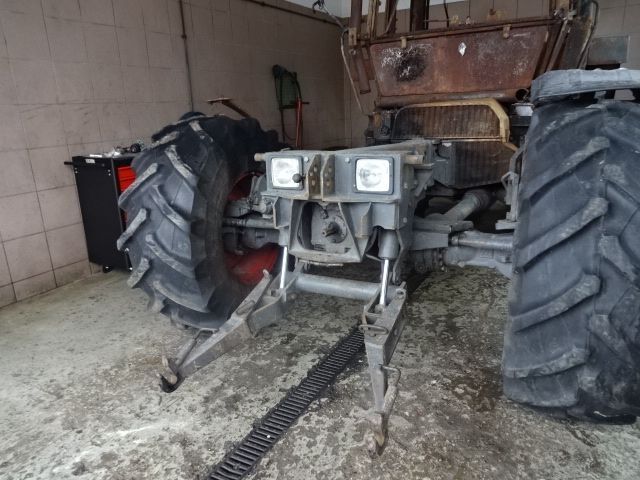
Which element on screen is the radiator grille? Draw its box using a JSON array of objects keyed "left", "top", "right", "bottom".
[
  {"left": 434, "top": 141, "right": 513, "bottom": 189},
  {"left": 392, "top": 104, "right": 502, "bottom": 141}
]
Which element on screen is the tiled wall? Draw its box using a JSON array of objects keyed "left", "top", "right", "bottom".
[
  {"left": 185, "top": 0, "right": 346, "bottom": 149},
  {"left": 344, "top": 0, "right": 640, "bottom": 147},
  {"left": 0, "top": 0, "right": 346, "bottom": 308},
  {"left": 596, "top": 0, "right": 640, "bottom": 67}
]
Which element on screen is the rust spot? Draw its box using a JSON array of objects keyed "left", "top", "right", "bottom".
[{"left": 382, "top": 45, "right": 429, "bottom": 82}]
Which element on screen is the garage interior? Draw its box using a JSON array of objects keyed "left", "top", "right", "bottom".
[{"left": 1, "top": 0, "right": 640, "bottom": 479}]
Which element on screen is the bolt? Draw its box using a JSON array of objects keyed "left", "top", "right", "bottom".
[
  {"left": 344, "top": 157, "right": 351, "bottom": 163},
  {"left": 321, "top": 222, "right": 339, "bottom": 237}
]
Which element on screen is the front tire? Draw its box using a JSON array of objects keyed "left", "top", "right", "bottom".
[
  {"left": 503, "top": 99, "right": 640, "bottom": 422},
  {"left": 118, "top": 115, "right": 281, "bottom": 329}
]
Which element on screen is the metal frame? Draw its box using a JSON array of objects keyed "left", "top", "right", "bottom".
[
  {"left": 159, "top": 265, "right": 407, "bottom": 390},
  {"left": 159, "top": 257, "right": 411, "bottom": 452}
]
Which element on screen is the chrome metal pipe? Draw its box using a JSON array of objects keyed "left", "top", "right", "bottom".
[
  {"left": 379, "top": 258, "right": 390, "bottom": 306},
  {"left": 293, "top": 273, "right": 399, "bottom": 302},
  {"left": 279, "top": 246, "right": 288, "bottom": 290}
]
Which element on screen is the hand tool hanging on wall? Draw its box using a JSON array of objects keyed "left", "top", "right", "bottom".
[
  {"left": 207, "top": 97, "right": 252, "bottom": 118},
  {"left": 272, "top": 64, "right": 308, "bottom": 148}
]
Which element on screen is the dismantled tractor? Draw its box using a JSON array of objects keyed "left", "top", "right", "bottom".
[{"left": 118, "top": 0, "right": 640, "bottom": 453}]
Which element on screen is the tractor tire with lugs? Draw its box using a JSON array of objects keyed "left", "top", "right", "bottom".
[
  {"left": 117, "top": 114, "right": 281, "bottom": 329},
  {"left": 503, "top": 99, "right": 640, "bottom": 422}
]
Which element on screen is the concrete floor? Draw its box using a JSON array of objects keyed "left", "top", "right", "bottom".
[{"left": 1, "top": 267, "right": 640, "bottom": 480}]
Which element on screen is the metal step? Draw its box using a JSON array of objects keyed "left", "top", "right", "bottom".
[{"left": 207, "top": 327, "right": 364, "bottom": 479}]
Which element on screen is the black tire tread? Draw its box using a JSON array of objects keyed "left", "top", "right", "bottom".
[
  {"left": 118, "top": 114, "right": 281, "bottom": 329},
  {"left": 504, "top": 99, "right": 640, "bottom": 421}
]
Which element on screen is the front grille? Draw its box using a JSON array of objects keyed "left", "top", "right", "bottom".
[
  {"left": 434, "top": 141, "right": 513, "bottom": 189},
  {"left": 392, "top": 103, "right": 503, "bottom": 141}
]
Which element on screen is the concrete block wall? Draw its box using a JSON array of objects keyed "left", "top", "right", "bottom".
[
  {"left": 0, "top": 0, "right": 347, "bottom": 308},
  {"left": 344, "top": 0, "right": 640, "bottom": 147}
]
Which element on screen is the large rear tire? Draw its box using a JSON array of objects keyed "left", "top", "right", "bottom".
[
  {"left": 503, "top": 99, "right": 640, "bottom": 422},
  {"left": 118, "top": 115, "right": 282, "bottom": 329}
]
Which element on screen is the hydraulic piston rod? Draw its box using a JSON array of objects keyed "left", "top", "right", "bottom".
[
  {"left": 279, "top": 246, "right": 289, "bottom": 289},
  {"left": 379, "top": 258, "right": 390, "bottom": 306}
]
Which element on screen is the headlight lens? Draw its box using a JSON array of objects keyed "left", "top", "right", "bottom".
[
  {"left": 355, "top": 158, "right": 391, "bottom": 193},
  {"left": 271, "top": 157, "right": 302, "bottom": 189}
]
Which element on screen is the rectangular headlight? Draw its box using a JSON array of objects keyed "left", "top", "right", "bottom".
[
  {"left": 271, "top": 157, "right": 302, "bottom": 189},
  {"left": 355, "top": 158, "right": 392, "bottom": 193}
]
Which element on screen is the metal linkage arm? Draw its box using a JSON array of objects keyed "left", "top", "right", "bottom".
[
  {"left": 158, "top": 265, "right": 402, "bottom": 393},
  {"left": 446, "top": 231, "right": 513, "bottom": 278},
  {"left": 159, "top": 270, "right": 290, "bottom": 392},
  {"left": 361, "top": 285, "right": 408, "bottom": 454}
]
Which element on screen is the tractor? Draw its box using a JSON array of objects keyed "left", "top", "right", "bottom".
[{"left": 118, "top": 0, "right": 640, "bottom": 453}]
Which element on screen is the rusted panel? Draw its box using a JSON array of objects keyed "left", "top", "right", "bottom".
[
  {"left": 367, "top": 22, "right": 554, "bottom": 104},
  {"left": 353, "top": 51, "right": 372, "bottom": 94}
]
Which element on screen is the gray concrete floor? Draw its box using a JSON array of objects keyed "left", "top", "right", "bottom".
[{"left": 1, "top": 267, "right": 640, "bottom": 480}]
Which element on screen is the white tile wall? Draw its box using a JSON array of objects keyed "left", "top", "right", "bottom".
[{"left": 0, "top": 0, "right": 347, "bottom": 307}]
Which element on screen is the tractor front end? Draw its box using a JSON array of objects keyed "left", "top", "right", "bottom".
[
  {"left": 119, "top": 0, "right": 640, "bottom": 457},
  {"left": 159, "top": 134, "right": 516, "bottom": 453}
]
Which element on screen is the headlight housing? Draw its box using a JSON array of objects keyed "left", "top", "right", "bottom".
[
  {"left": 270, "top": 157, "right": 302, "bottom": 189},
  {"left": 355, "top": 158, "right": 392, "bottom": 193}
]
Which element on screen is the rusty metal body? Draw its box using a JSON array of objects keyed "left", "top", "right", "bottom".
[
  {"left": 156, "top": 1, "right": 616, "bottom": 459},
  {"left": 369, "top": 20, "right": 560, "bottom": 105},
  {"left": 341, "top": 0, "right": 597, "bottom": 191},
  {"left": 347, "top": 1, "right": 592, "bottom": 108}
]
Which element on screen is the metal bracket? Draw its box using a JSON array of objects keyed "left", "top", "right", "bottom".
[
  {"left": 498, "top": 147, "right": 522, "bottom": 231},
  {"left": 366, "top": 366, "right": 401, "bottom": 456},
  {"left": 361, "top": 285, "right": 407, "bottom": 454},
  {"left": 159, "top": 270, "right": 290, "bottom": 392}
]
